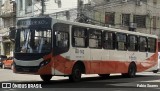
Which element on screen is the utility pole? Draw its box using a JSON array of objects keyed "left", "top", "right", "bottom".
[
  {"left": 32, "top": 0, "right": 34, "bottom": 16},
  {"left": 77, "top": 0, "right": 87, "bottom": 23},
  {"left": 77, "top": 0, "right": 83, "bottom": 15},
  {"left": 41, "top": 0, "right": 45, "bottom": 16}
]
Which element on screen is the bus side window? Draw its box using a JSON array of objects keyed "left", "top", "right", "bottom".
[
  {"left": 53, "top": 23, "right": 69, "bottom": 55},
  {"left": 72, "top": 26, "right": 87, "bottom": 48},
  {"left": 56, "top": 32, "right": 69, "bottom": 48},
  {"left": 148, "top": 38, "right": 156, "bottom": 53},
  {"left": 103, "top": 31, "right": 115, "bottom": 49},
  {"left": 128, "top": 35, "right": 138, "bottom": 51},
  {"left": 139, "top": 37, "right": 147, "bottom": 52},
  {"left": 116, "top": 33, "right": 127, "bottom": 50},
  {"left": 88, "top": 29, "right": 102, "bottom": 49}
]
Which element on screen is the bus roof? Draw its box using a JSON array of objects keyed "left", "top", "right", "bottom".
[
  {"left": 16, "top": 17, "right": 158, "bottom": 38},
  {"left": 54, "top": 19, "right": 158, "bottom": 38}
]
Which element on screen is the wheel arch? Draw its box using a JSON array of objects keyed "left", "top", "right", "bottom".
[{"left": 72, "top": 61, "right": 86, "bottom": 74}]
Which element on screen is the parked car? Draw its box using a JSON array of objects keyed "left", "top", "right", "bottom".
[
  {"left": 2, "top": 57, "right": 14, "bottom": 69},
  {"left": 0, "top": 55, "right": 7, "bottom": 68}
]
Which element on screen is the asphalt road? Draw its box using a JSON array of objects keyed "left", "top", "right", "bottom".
[{"left": 0, "top": 68, "right": 160, "bottom": 91}]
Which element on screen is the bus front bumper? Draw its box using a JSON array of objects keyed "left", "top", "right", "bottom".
[{"left": 13, "top": 60, "right": 52, "bottom": 75}]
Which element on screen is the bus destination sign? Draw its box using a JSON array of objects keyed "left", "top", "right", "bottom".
[{"left": 17, "top": 18, "right": 51, "bottom": 29}]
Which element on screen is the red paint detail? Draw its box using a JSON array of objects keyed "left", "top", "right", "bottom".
[
  {"left": 43, "top": 53, "right": 52, "bottom": 60},
  {"left": 37, "top": 61, "right": 52, "bottom": 75},
  {"left": 51, "top": 55, "right": 75, "bottom": 75},
  {"left": 51, "top": 52, "right": 158, "bottom": 75}
]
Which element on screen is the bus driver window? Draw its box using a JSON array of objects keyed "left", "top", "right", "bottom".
[{"left": 56, "top": 32, "right": 69, "bottom": 48}]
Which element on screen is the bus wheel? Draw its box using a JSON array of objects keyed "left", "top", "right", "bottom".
[
  {"left": 153, "top": 70, "right": 158, "bottom": 73},
  {"left": 98, "top": 74, "right": 110, "bottom": 78},
  {"left": 40, "top": 75, "right": 52, "bottom": 82},
  {"left": 128, "top": 63, "right": 136, "bottom": 78},
  {"left": 69, "top": 64, "right": 82, "bottom": 82}
]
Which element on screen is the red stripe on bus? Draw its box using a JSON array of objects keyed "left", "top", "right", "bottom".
[{"left": 37, "top": 53, "right": 158, "bottom": 75}]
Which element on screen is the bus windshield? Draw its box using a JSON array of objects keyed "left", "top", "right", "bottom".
[{"left": 15, "top": 29, "right": 51, "bottom": 53}]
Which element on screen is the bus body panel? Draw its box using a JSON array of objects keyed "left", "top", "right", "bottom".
[{"left": 52, "top": 49, "right": 157, "bottom": 75}]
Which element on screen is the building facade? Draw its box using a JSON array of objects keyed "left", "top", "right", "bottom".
[
  {"left": 0, "top": 0, "right": 16, "bottom": 57},
  {"left": 85, "top": 0, "right": 160, "bottom": 37},
  {"left": 16, "top": 0, "right": 90, "bottom": 21}
]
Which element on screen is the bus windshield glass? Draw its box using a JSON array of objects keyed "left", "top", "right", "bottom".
[{"left": 15, "top": 29, "right": 51, "bottom": 53}]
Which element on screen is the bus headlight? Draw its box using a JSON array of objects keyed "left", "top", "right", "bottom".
[{"left": 39, "top": 60, "right": 51, "bottom": 67}]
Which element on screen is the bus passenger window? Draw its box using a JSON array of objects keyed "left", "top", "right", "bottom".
[
  {"left": 103, "top": 32, "right": 115, "bottom": 49},
  {"left": 128, "top": 35, "right": 138, "bottom": 51},
  {"left": 56, "top": 32, "right": 69, "bottom": 48},
  {"left": 148, "top": 38, "right": 156, "bottom": 52},
  {"left": 139, "top": 37, "right": 147, "bottom": 52},
  {"left": 72, "top": 26, "right": 87, "bottom": 47},
  {"left": 116, "top": 33, "right": 127, "bottom": 50},
  {"left": 89, "top": 29, "right": 102, "bottom": 49}
]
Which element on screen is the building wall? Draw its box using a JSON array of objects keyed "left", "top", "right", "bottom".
[
  {"left": 16, "top": 0, "right": 90, "bottom": 21},
  {"left": 90, "top": 0, "right": 160, "bottom": 37},
  {"left": 0, "top": 0, "right": 16, "bottom": 56}
]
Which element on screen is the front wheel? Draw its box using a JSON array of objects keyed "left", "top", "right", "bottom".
[
  {"left": 40, "top": 75, "right": 52, "bottom": 82},
  {"left": 69, "top": 65, "right": 82, "bottom": 82}
]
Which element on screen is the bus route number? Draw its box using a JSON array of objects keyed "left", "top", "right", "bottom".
[
  {"left": 129, "top": 53, "right": 137, "bottom": 61},
  {"left": 75, "top": 49, "right": 84, "bottom": 54}
]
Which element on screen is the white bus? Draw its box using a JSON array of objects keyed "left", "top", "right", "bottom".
[{"left": 13, "top": 17, "right": 158, "bottom": 82}]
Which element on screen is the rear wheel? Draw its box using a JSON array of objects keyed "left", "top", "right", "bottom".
[
  {"left": 122, "top": 63, "right": 136, "bottom": 78},
  {"left": 153, "top": 70, "right": 158, "bottom": 73},
  {"left": 128, "top": 63, "right": 136, "bottom": 78},
  {"left": 40, "top": 75, "right": 52, "bottom": 82},
  {"left": 69, "top": 64, "right": 82, "bottom": 82},
  {"left": 98, "top": 74, "right": 110, "bottom": 78}
]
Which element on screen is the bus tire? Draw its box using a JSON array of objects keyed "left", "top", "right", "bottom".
[
  {"left": 128, "top": 63, "right": 137, "bottom": 78},
  {"left": 153, "top": 70, "right": 158, "bottom": 73},
  {"left": 122, "top": 63, "right": 136, "bottom": 78},
  {"left": 69, "top": 64, "right": 82, "bottom": 82},
  {"left": 40, "top": 75, "right": 52, "bottom": 82},
  {"left": 98, "top": 74, "right": 110, "bottom": 78}
]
